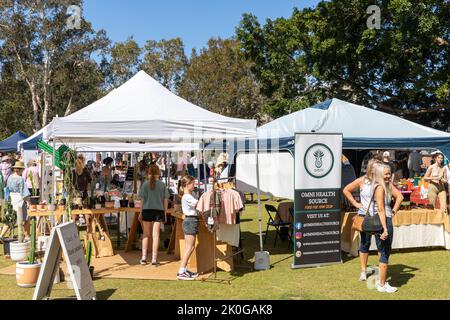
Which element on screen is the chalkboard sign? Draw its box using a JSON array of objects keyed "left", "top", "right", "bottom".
[{"left": 33, "top": 222, "right": 96, "bottom": 300}]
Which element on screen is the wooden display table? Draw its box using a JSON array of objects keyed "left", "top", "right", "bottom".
[
  {"left": 29, "top": 208, "right": 141, "bottom": 258},
  {"left": 167, "top": 211, "right": 234, "bottom": 274}
]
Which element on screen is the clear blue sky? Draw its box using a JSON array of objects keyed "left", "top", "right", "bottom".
[{"left": 84, "top": 0, "right": 321, "bottom": 55}]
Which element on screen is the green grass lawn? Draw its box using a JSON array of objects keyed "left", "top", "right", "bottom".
[{"left": 1, "top": 197, "right": 449, "bottom": 300}]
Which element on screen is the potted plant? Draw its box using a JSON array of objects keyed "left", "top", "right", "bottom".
[
  {"left": 9, "top": 195, "right": 31, "bottom": 262},
  {"left": 1, "top": 197, "right": 17, "bottom": 257},
  {"left": 119, "top": 194, "right": 129, "bottom": 208},
  {"left": 104, "top": 193, "right": 114, "bottom": 209},
  {"left": 15, "top": 219, "right": 41, "bottom": 287},
  {"left": 95, "top": 196, "right": 102, "bottom": 209},
  {"left": 86, "top": 240, "right": 94, "bottom": 279},
  {"left": 47, "top": 195, "right": 55, "bottom": 212},
  {"left": 57, "top": 198, "right": 66, "bottom": 211},
  {"left": 129, "top": 194, "right": 135, "bottom": 208}
]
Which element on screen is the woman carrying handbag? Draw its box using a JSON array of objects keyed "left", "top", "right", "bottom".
[
  {"left": 371, "top": 163, "right": 403, "bottom": 293},
  {"left": 343, "top": 159, "right": 381, "bottom": 281}
]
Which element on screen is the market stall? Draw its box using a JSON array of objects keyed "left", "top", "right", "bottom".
[
  {"left": 21, "top": 70, "right": 262, "bottom": 277},
  {"left": 228, "top": 98, "right": 450, "bottom": 199}
]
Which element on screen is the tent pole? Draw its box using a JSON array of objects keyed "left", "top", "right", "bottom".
[
  {"left": 202, "top": 140, "right": 207, "bottom": 193},
  {"left": 52, "top": 139, "right": 57, "bottom": 226},
  {"left": 255, "top": 138, "right": 263, "bottom": 252}
]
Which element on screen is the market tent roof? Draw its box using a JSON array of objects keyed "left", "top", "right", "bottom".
[
  {"left": 231, "top": 98, "right": 450, "bottom": 157},
  {"left": 0, "top": 131, "right": 28, "bottom": 152},
  {"left": 18, "top": 126, "right": 48, "bottom": 150},
  {"left": 18, "top": 126, "right": 200, "bottom": 152},
  {"left": 258, "top": 107, "right": 325, "bottom": 139},
  {"left": 311, "top": 98, "right": 450, "bottom": 158},
  {"left": 46, "top": 71, "right": 257, "bottom": 144}
]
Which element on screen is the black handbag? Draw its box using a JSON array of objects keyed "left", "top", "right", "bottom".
[{"left": 362, "top": 186, "right": 384, "bottom": 235}]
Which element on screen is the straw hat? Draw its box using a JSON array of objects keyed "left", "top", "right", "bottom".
[
  {"left": 12, "top": 161, "right": 25, "bottom": 169},
  {"left": 1, "top": 155, "right": 12, "bottom": 162},
  {"left": 216, "top": 153, "right": 229, "bottom": 165}
]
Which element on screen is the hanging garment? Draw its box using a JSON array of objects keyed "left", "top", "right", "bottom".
[
  {"left": 216, "top": 224, "right": 240, "bottom": 247},
  {"left": 218, "top": 189, "right": 244, "bottom": 224}
]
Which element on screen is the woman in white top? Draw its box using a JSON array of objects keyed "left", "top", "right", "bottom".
[
  {"left": 372, "top": 164, "right": 403, "bottom": 293},
  {"left": 343, "top": 159, "right": 380, "bottom": 281},
  {"left": 424, "top": 153, "right": 447, "bottom": 213},
  {"left": 177, "top": 175, "right": 199, "bottom": 281}
]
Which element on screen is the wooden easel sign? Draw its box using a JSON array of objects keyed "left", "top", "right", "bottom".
[{"left": 33, "top": 222, "right": 96, "bottom": 300}]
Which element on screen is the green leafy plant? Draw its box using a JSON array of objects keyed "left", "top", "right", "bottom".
[
  {"left": 60, "top": 149, "right": 78, "bottom": 221},
  {"left": 0, "top": 197, "right": 16, "bottom": 238},
  {"left": 85, "top": 240, "right": 93, "bottom": 267},
  {"left": 27, "top": 219, "right": 37, "bottom": 264}
]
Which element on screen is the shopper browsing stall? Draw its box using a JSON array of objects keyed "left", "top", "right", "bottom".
[
  {"left": 424, "top": 152, "right": 447, "bottom": 213},
  {"left": 138, "top": 164, "right": 169, "bottom": 266},
  {"left": 0, "top": 161, "right": 30, "bottom": 241},
  {"left": 100, "top": 157, "right": 114, "bottom": 191},
  {"left": 177, "top": 175, "right": 199, "bottom": 280},
  {"left": 22, "top": 160, "right": 40, "bottom": 197}
]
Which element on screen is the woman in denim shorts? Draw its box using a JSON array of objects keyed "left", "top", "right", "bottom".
[{"left": 177, "top": 176, "right": 199, "bottom": 280}]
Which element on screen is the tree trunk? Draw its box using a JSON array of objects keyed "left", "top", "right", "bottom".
[{"left": 64, "top": 93, "right": 74, "bottom": 116}]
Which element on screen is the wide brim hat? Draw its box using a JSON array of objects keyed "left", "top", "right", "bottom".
[
  {"left": 2, "top": 155, "right": 12, "bottom": 162},
  {"left": 216, "top": 153, "right": 229, "bottom": 165},
  {"left": 103, "top": 157, "right": 114, "bottom": 165},
  {"left": 12, "top": 161, "right": 25, "bottom": 169}
]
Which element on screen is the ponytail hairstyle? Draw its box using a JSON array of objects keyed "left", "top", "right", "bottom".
[
  {"left": 148, "top": 164, "right": 161, "bottom": 190},
  {"left": 178, "top": 175, "right": 195, "bottom": 197}
]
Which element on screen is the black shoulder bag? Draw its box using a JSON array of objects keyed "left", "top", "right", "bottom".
[{"left": 362, "top": 185, "right": 384, "bottom": 235}]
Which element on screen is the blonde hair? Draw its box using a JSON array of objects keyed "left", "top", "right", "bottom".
[
  {"left": 148, "top": 164, "right": 160, "bottom": 190},
  {"left": 178, "top": 175, "right": 195, "bottom": 197},
  {"left": 75, "top": 158, "right": 85, "bottom": 176},
  {"left": 366, "top": 159, "right": 382, "bottom": 181},
  {"left": 372, "top": 163, "right": 392, "bottom": 202}
]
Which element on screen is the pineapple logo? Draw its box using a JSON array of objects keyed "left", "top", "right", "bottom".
[
  {"left": 313, "top": 150, "right": 325, "bottom": 169},
  {"left": 304, "top": 143, "right": 335, "bottom": 178}
]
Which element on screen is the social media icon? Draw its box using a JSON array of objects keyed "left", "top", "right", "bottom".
[
  {"left": 296, "top": 232, "right": 302, "bottom": 240},
  {"left": 295, "top": 251, "right": 302, "bottom": 258},
  {"left": 296, "top": 242, "right": 302, "bottom": 249},
  {"left": 296, "top": 223, "right": 302, "bottom": 230}
]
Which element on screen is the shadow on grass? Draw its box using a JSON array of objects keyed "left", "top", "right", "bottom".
[
  {"left": 388, "top": 264, "right": 419, "bottom": 288},
  {"left": 96, "top": 288, "right": 117, "bottom": 300}
]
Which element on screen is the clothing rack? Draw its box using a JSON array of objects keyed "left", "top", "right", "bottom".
[{"left": 201, "top": 180, "right": 245, "bottom": 284}]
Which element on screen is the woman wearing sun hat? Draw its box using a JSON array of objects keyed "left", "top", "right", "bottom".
[{"left": 0, "top": 161, "right": 31, "bottom": 242}]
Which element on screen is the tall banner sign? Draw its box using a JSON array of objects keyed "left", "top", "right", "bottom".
[{"left": 293, "top": 133, "right": 342, "bottom": 268}]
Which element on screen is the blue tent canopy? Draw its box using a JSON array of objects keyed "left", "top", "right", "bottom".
[
  {"left": 207, "top": 98, "right": 450, "bottom": 160},
  {"left": 0, "top": 131, "right": 29, "bottom": 153}
]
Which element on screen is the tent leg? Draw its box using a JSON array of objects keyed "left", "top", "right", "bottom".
[
  {"left": 52, "top": 139, "right": 57, "bottom": 226},
  {"left": 202, "top": 140, "right": 207, "bottom": 193}
]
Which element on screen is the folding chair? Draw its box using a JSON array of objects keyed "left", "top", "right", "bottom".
[
  {"left": 288, "top": 207, "right": 295, "bottom": 250},
  {"left": 264, "top": 204, "right": 292, "bottom": 248}
]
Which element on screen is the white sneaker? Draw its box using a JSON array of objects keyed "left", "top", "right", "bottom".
[
  {"left": 359, "top": 271, "right": 367, "bottom": 281},
  {"left": 376, "top": 281, "right": 398, "bottom": 293}
]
